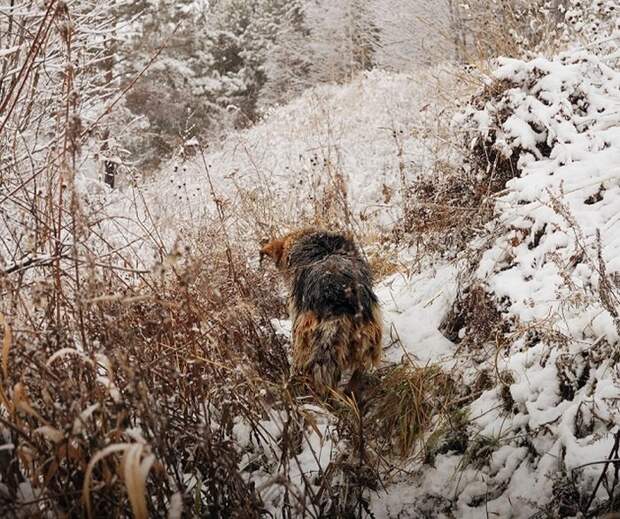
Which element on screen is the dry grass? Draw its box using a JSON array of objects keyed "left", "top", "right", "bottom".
[
  {"left": 393, "top": 75, "right": 523, "bottom": 256},
  {"left": 368, "top": 362, "right": 459, "bottom": 459},
  {"left": 0, "top": 6, "right": 308, "bottom": 511},
  {"left": 452, "top": 0, "right": 569, "bottom": 63},
  {"left": 0, "top": 229, "right": 288, "bottom": 516},
  {"left": 366, "top": 247, "right": 402, "bottom": 281}
]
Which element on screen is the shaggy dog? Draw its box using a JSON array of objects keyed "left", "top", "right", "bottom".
[{"left": 260, "top": 228, "right": 382, "bottom": 395}]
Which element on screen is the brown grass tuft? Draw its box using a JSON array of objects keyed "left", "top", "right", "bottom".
[
  {"left": 440, "top": 283, "right": 512, "bottom": 354},
  {"left": 367, "top": 362, "right": 459, "bottom": 459}
]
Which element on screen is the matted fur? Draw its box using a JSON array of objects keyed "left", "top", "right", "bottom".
[{"left": 260, "top": 228, "right": 383, "bottom": 394}]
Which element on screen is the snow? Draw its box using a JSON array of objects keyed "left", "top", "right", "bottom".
[
  {"left": 100, "top": 67, "right": 462, "bottom": 264},
  {"left": 378, "top": 261, "right": 459, "bottom": 364}
]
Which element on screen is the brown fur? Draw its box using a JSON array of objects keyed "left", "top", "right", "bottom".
[
  {"left": 259, "top": 228, "right": 309, "bottom": 273},
  {"left": 261, "top": 228, "right": 383, "bottom": 396}
]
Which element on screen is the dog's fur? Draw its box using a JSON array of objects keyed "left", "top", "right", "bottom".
[{"left": 260, "top": 228, "right": 382, "bottom": 395}]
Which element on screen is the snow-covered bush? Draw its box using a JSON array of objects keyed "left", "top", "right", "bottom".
[{"left": 409, "top": 48, "right": 620, "bottom": 517}]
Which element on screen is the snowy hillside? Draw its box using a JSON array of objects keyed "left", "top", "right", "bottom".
[
  {"left": 98, "top": 67, "right": 466, "bottom": 263},
  {"left": 372, "top": 50, "right": 620, "bottom": 516},
  {"left": 87, "top": 48, "right": 620, "bottom": 517},
  {"left": 5, "top": 1, "right": 620, "bottom": 517}
]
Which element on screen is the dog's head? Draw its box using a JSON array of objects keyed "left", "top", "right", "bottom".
[
  {"left": 259, "top": 238, "right": 286, "bottom": 270},
  {"left": 260, "top": 228, "right": 322, "bottom": 272}
]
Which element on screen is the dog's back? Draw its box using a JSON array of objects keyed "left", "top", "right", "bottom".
[
  {"left": 288, "top": 231, "right": 377, "bottom": 321},
  {"left": 261, "top": 229, "right": 382, "bottom": 394}
]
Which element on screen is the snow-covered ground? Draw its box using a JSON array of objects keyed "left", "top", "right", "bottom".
[
  {"left": 90, "top": 43, "right": 620, "bottom": 517},
  {"left": 379, "top": 261, "right": 458, "bottom": 365}
]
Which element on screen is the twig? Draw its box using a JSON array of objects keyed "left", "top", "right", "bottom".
[
  {"left": 582, "top": 430, "right": 620, "bottom": 514},
  {"left": 2, "top": 254, "right": 63, "bottom": 275}
]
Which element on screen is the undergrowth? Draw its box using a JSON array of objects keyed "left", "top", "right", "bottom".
[{"left": 0, "top": 223, "right": 469, "bottom": 517}]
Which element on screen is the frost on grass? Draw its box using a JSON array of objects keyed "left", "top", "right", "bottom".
[{"left": 115, "top": 69, "right": 460, "bottom": 245}]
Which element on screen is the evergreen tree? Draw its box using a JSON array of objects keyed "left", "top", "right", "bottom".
[
  {"left": 102, "top": 0, "right": 382, "bottom": 169},
  {"left": 259, "top": 0, "right": 312, "bottom": 108},
  {"left": 303, "top": 0, "right": 381, "bottom": 84}
]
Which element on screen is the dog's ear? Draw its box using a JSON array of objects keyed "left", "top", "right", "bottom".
[{"left": 259, "top": 238, "right": 285, "bottom": 268}]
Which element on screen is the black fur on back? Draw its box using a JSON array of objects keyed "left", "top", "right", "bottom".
[{"left": 288, "top": 231, "right": 377, "bottom": 321}]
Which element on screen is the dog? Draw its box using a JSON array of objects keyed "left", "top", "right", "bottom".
[{"left": 260, "top": 228, "right": 382, "bottom": 396}]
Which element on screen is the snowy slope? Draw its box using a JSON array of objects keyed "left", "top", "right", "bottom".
[
  {"left": 370, "top": 50, "right": 620, "bottom": 518},
  {"left": 94, "top": 46, "right": 620, "bottom": 517},
  {"left": 98, "top": 67, "right": 463, "bottom": 260}
]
